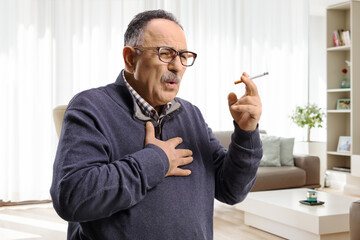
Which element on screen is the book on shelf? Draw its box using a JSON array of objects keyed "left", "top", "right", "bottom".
[
  {"left": 332, "top": 166, "right": 351, "bottom": 173},
  {"left": 333, "top": 29, "right": 351, "bottom": 47}
]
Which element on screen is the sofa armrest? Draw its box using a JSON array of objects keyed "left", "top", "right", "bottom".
[
  {"left": 293, "top": 154, "right": 320, "bottom": 187},
  {"left": 350, "top": 200, "right": 360, "bottom": 240}
]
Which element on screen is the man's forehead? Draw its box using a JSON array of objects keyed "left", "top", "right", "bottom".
[{"left": 142, "top": 19, "right": 187, "bottom": 49}]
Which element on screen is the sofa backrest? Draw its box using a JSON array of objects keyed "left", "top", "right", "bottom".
[
  {"left": 213, "top": 130, "right": 266, "bottom": 149},
  {"left": 213, "top": 131, "right": 233, "bottom": 149}
]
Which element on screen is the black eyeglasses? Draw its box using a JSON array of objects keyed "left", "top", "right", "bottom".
[{"left": 134, "top": 46, "right": 197, "bottom": 67}]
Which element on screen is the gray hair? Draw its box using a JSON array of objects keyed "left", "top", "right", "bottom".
[{"left": 124, "top": 9, "right": 183, "bottom": 47}]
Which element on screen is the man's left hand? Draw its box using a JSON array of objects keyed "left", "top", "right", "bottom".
[{"left": 228, "top": 72, "right": 262, "bottom": 131}]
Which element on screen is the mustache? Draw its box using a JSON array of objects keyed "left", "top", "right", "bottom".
[{"left": 161, "top": 72, "right": 181, "bottom": 83}]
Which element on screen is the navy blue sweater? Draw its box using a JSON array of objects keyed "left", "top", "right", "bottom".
[{"left": 50, "top": 71, "right": 262, "bottom": 240}]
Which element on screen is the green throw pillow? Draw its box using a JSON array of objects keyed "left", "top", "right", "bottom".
[
  {"left": 280, "top": 137, "right": 295, "bottom": 166},
  {"left": 260, "top": 135, "right": 281, "bottom": 167}
]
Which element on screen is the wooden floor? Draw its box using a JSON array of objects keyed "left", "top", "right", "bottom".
[
  {"left": 0, "top": 201, "right": 284, "bottom": 240},
  {"left": 213, "top": 201, "right": 284, "bottom": 240},
  {"left": 0, "top": 203, "right": 67, "bottom": 240}
]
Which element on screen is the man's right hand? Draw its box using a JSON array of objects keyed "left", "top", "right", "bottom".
[{"left": 144, "top": 122, "right": 193, "bottom": 177}]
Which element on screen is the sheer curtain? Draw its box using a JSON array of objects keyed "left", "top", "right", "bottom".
[
  {"left": 0, "top": 0, "right": 54, "bottom": 201},
  {"left": 0, "top": 0, "right": 309, "bottom": 202}
]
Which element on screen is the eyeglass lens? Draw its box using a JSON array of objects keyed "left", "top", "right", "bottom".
[{"left": 158, "top": 48, "right": 195, "bottom": 66}]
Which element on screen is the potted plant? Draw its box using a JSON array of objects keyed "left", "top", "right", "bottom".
[{"left": 290, "top": 103, "right": 325, "bottom": 142}]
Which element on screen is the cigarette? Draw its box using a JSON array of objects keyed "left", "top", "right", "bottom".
[{"left": 234, "top": 72, "right": 269, "bottom": 84}]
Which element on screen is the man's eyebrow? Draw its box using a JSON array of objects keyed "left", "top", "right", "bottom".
[{"left": 162, "top": 46, "right": 188, "bottom": 52}]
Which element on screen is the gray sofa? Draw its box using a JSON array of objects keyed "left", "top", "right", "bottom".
[{"left": 214, "top": 131, "right": 321, "bottom": 192}]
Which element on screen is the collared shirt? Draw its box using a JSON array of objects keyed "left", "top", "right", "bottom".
[{"left": 122, "top": 70, "right": 172, "bottom": 122}]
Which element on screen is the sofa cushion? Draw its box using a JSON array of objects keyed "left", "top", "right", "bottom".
[
  {"left": 251, "top": 166, "right": 306, "bottom": 191},
  {"left": 260, "top": 135, "right": 281, "bottom": 167},
  {"left": 213, "top": 131, "right": 232, "bottom": 149},
  {"left": 280, "top": 137, "right": 295, "bottom": 166}
]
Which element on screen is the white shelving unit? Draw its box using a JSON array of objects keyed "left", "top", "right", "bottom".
[{"left": 326, "top": 1, "right": 360, "bottom": 195}]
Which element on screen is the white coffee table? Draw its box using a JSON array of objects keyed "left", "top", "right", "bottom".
[{"left": 236, "top": 188, "right": 358, "bottom": 240}]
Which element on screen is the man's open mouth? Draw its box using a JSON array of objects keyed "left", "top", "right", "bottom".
[{"left": 166, "top": 79, "right": 178, "bottom": 87}]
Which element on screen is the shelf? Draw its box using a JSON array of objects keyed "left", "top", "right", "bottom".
[
  {"left": 327, "top": 88, "right": 351, "bottom": 92},
  {"left": 327, "top": 110, "right": 351, "bottom": 113},
  {"left": 332, "top": 166, "right": 351, "bottom": 173},
  {"left": 326, "top": 1, "right": 360, "bottom": 178},
  {"left": 327, "top": 46, "right": 351, "bottom": 51},
  {"left": 331, "top": 169, "right": 351, "bottom": 174},
  {"left": 327, "top": 151, "right": 351, "bottom": 156},
  {"left": 327, "top": 1, "right": 350, "bottom": 10}
]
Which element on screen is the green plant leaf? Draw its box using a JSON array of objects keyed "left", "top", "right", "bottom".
[{"left": 290, "top": 103, "right": 325, "bottom": 130}]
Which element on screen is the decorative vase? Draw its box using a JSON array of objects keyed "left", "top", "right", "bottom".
[{"left": 340, "top": 74, "right": 350, "bottom": 88}]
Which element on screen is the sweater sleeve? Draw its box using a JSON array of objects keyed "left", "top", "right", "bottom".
[
  {"left": 50, "top": 107, "right": 169, "bottom": 222},
  {"left": 212, "top": 122, "right": 263, "bottom": 205}
]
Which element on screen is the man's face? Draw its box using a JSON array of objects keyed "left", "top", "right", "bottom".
[{"left": 130, "top": 19, "right": 188, "bottom": 111}]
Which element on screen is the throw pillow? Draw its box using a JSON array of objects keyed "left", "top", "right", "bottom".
[
  {"left": 280, "top": 137, "right": 295, "bottom": 166},
  {"left": 260, "top": 135, "right": 281, "bottom": 167}
]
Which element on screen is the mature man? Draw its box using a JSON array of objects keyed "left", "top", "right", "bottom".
[{"left": 51, "top": 9, "right": 262, "bottom": 240}]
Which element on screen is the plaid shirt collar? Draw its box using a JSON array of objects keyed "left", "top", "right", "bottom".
[{"left": 122, "top": 70, "right": 172, "bottom": 122}]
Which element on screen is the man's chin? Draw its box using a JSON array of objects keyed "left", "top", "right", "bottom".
[{"left": 159, "top": 94, "right": 177, "bottom": 105}]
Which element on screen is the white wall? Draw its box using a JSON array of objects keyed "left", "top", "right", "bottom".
[
  {"left": 308, "top": 0, "right": 345, "bottom": 142},
  {"left": 308, "top": 15, "right": 326, "bottom": 141}
]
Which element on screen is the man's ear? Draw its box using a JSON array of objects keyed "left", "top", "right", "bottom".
[{"left": 123, "top": 46, "right": 137, "bottom": 73}]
